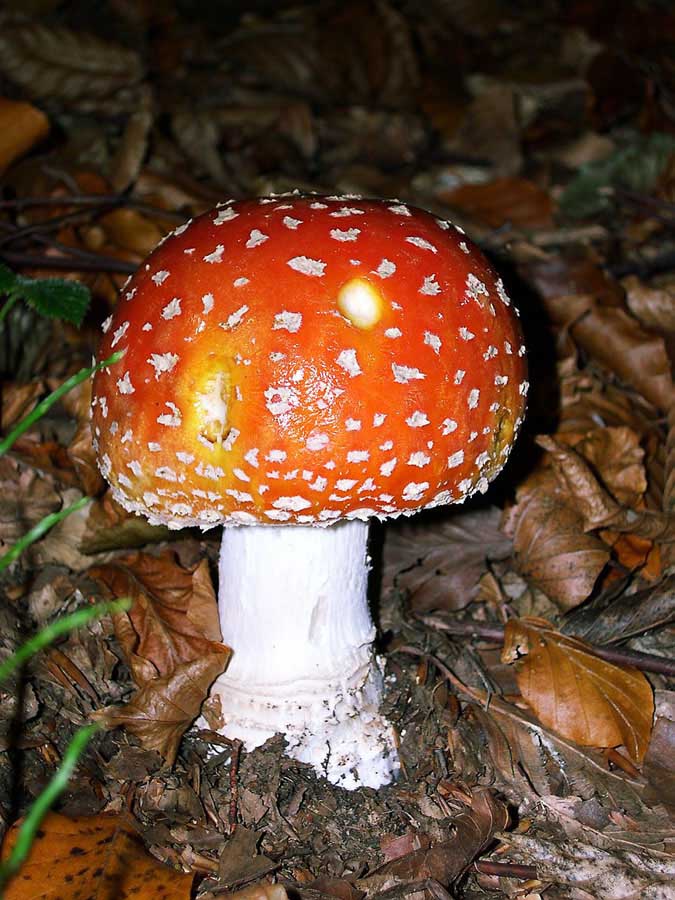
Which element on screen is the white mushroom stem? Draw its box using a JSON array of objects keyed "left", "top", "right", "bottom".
[{"left": 206, "top": 520, "right": 399, "bottom": 790}]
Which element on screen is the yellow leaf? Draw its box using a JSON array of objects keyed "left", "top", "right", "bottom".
[{"left": 1, "top": 812, "right": 193, "bottom": 899}]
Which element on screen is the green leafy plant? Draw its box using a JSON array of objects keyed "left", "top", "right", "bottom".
[
  {"left": 560, "top": 131, "right": 675, "bottom": 219},
  {"left": 0, "top": 599, "right": 131, "bottom": 892},
  {"left": 0, "top": 263, "right": 91, "bottom": 328}
]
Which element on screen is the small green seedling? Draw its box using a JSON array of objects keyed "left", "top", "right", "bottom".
[{"left": 0, "top": 263, "right": 91, "bottom": 328}]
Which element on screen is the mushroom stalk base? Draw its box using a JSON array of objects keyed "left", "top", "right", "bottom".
[{"left": 205, "top": 521, "right": 399, "bottom": 790}]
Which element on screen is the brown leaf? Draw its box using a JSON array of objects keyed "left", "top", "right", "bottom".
[
  {"left": 502, "top": 617, "right": 654, "bottom": 763},
  {"left": 0, "top": 24, "right": 143, "bottom": 114},
  {"left": 0, "top": 457, "right": 61, "bottom": 550},
  {"left": 623, "top": 275, "right": 675, "bottom": 335},
  {"left": 65, "top": 378, "right": 105, "bottom": 497},
  {"left": 502, "top": 466, "right": 610, "bottom": 610},
  {"left": 574, "top": 426, "right": 647, "bottom": 508},
  {"left": 225, "top": 887, "right": 288, "bottom": 900},
  {"left": 93, "top": 651, "right": 230, "bottom": 765},
  {"left": 526, "top": 253, "right": 674, "bottom": 409},
  {"left": 445, "top": 83, "right": 523, "bottom": 177},
  {"left": 1, "top": 811, "right": 193, "bottom": 899},
  {"left": 383, "top": 507, "right": 512, "bottom": 611},
  {"left": 553, "top": 296, "right": 673, "bottom": 410},
  {"left": 0, "top": 381, "right": 44, "bottom": 432},
  {"left": 217, "top": 827, "right": 278, "bottom": 890},
  {"left": 0, "top": 96, "right": 49, "bottom": 175},
  {"left": 81, "top": 491, "right": 171, "bottom": 554},
  {"left": 89, "top": 550, "right": 223, "bottom": 684},
  {"left": 443, "top": 177, "right": 555, "bottom": 230},
  {"left": 539, "top": 435, "right": 675, "bottom": 543},
  {"left": 359, "top": 788, "right": 508, "bottom": 891}
]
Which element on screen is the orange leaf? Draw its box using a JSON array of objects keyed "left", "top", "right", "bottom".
[
  {"left": 0, "top": 97, "right": 49, "bottom": 175},
  {"left": 1, "top": 812, "right": 193, "bottom": 899},
  {"left": 501, "top": 616, "right": 654, "bottom": 762}
]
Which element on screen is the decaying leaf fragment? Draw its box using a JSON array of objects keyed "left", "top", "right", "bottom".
[
  {"left": 502, "top": 616, "right": 654, "bottom": 762},
  {"left": 89, "top": 551, "right": 230, "bottom": 762},
  {"left": 0, "top": 812, "right": 193, "bottom": 899}
]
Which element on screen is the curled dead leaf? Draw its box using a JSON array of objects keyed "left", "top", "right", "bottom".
[
  {"left": 502, "top": 616, "right": 654, "bottom": 762},
  {"left": 539, "top": 435, "right": 675, "bottom": 543},
  {"left": 502, "top": 466, "right": 610, "bottom": 610},
  {"left": 94, "top": 650, "right": 230, "bottom": 765},
  {"left": 89, "top": 551, "right": 223, "bottom": 684},
  {"left": 1, "top": 811, "right": 193, "bottom": 899}
]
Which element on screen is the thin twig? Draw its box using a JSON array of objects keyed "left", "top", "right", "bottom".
[
  {"left": 0, "top": 251, "right": 136, "bottom": 275},
  {"left": 416, "top": 615, "right": 675, "bottom": 678},
  {"left": 228, "top": 739, "right": 242, "bottom": 835},
  {"left": 0, "top": 193, "right": 186, "bottom": 221},
  {"left": 475, "top": 860, "right": 538, "bottom": 880}
]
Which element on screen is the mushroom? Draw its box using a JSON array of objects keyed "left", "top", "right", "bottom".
[{"left": 92, "top": 194, "right": 527, "bottom": 789}]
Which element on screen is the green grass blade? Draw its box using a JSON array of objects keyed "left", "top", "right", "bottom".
[
  {"left": 0, "top": 496, "right": 90, "bottom": 573},
  {"left": 0, "top": 294, "right": 20, "bottom": 326},
  {"left": 0, "top": 349, "right": 124, "bottom": 457},
  {"left": 0, "top": 598, "right": 131, "bottom": 683},
  {"left": 0, "top": 723, "right": 99, "bottom": 888}
]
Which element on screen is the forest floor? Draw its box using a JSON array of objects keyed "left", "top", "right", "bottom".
[{"left": 0, "top": 2, "right": 674, "bottom": 898}]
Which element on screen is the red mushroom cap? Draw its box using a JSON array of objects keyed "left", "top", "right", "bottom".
[{"left": 92, "top": 195, "right": 527, "bottom": 528}]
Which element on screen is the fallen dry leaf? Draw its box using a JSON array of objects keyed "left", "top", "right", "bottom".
[
  {"left": 539, "top": 435, "right": 675, "bottom": 543},
  {"left": 0, "top": 96, "right": 49, "bottom": 174},
  {"left": 93, "top": 651, "right": 230, "bottom": 765},
  {"left": 81, "top": 491, "right": 171, "bottom": 554},
  {"left": 89, "top": 550, "right": 223, "bottom": 684},
  {"left": 502, "top": 466, "right": 610, "bottom": 610},
  {"left": 574, "top": 426, "right": 647, "bottom": 508},
  {"left": 383, "top": 507, "right": 512, "bottom": 611},
  {"left": 443, "top": 177, "right": 555, "bottom": 230},
  {"left": 1, "top": 811, "right": 193, "bottom": 899},
  {"left": 358, "top": 788, "right": 508, "bottom": 892},
  {"left": 502, "top": 616, "right": 654, "bottom": 762},
  {"left": 622, "top": 275, "right": 675, "bottom": 336},
  {"left": 65, "top": 378, "right": 106, "bottom": 497}
]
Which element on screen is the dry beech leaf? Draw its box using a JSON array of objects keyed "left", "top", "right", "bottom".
[
  {"left": 502, "top": 467, "right": 610, "bottom": 610},
  {"left": 1, "top": 811, "right": 193, "bottom": 899},
  {"left": 358, "top": 788, "right": 508, "bottom": 892},
  {"left": 89, "top": 551, "right": 223, "bottom": 684},
  {"left": 0, "top": 381, "right": 44, "bottom": 432},
  {"left": 0, "top": 24, "right": 143, "bottom": 113},
  {"left": 622, "top": 275, "right": 675, "bottom": 335},
  {"left": 383, "top": 507, "right": 511, "bottom": 611},
  {"left": 93, "top": 651, "right": 230, "bottom": 765},
  {"left": 65, "top": 378, "right": 105, "bottom": 497},
  {"left": 525, "top": 253, "right": 674, "bottom": 409},
  {"left": 539, "top": 435, "right": 675, "bottom": 543},
  {"left": 0, "top": 96, "right": 49, "bottom": 175},
  {"left": 225, "top": 887, "right": 287, "bottom": 900},
  {"left": 443, "top": 177, "right": 555, "bottom": 230},
  {"left": 502, "top": 616, "right": 654, "bottom": 762},
  {"left": 81, "top": 491, "right": 171, "bottom": 554},
  {"left": 574, "top": 426, "right": 647, "bottom": 508}
]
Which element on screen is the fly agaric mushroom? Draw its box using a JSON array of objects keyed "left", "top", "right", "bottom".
[{"left": 92, "top": 194, "right": 527, "bottom": 789}]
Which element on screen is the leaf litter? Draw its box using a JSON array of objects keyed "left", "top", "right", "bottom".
[{"left": 0, "top": 2, "right": 674, "bottom": 898}]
